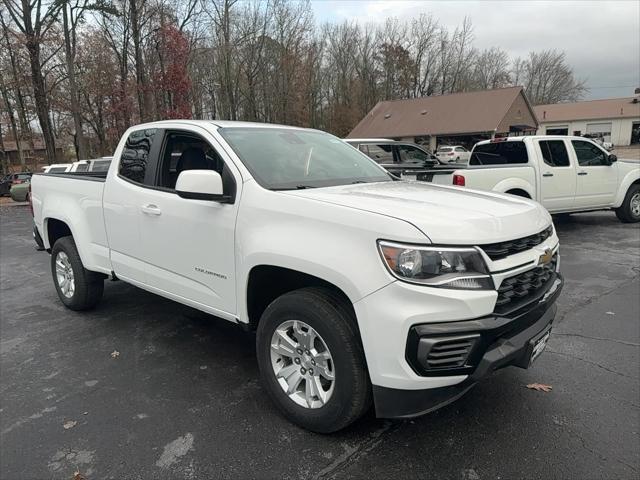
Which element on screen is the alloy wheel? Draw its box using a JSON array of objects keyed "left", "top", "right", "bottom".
[
  {"left": 631, "top": 192, "right": 640, "bottom": 218},
  {"left": 55, "top": 251, "right": 75, "bottom": 298},
  {"left": 270, "top": 320, "right": 335, "bottom": 409}
]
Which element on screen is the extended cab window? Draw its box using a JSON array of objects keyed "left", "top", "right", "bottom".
[
  {"left": 119, "top": 129, "right": 157, "bottom": 183},
  {"left": 539, "top": 140, "right": 570, "bottom": 167},
  {"left": 571, "top": 140, "right": 607, "bottom": 166},
  {"left": 469, "top": 141, "right": 528, "bottom": 165},
  {"left": 155, "top": 131, "right": 236, "bottom": 198}
]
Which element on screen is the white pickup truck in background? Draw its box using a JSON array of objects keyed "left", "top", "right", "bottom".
[
  {"left": 32, "top": 120, "right": 563, "bottom": 432},
  {"left": 449, "top": 136, "right": 640, "bottom": 223}
]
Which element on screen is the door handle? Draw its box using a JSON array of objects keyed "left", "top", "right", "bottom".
[
  {"left": 577, "top": 171, "right": 588, "bottom": 176},
  {"left": 141, "top": 204, "right": 162, "bottom": 216},
  {"left": 542, "top": 172, "right": 554, "bottom": 177}
]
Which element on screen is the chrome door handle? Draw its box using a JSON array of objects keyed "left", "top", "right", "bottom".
[
  {"left": 141, "top": 204, "right": 162, "bottom": 216},
  {"left": 577, "top": 171, "right": 588, "bottom": 176},
  {"left": 542, "top": 172, "right": 554, "bottom": 177}
]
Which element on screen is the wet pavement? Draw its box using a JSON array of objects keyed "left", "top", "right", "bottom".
[{"left": 1, "top": 206, "right": 638, "bottom": 479}]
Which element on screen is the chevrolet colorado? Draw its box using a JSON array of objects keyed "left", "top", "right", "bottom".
[
  {"left": 32, "top": 120, "right": 563, "bottom": 432},
  {"left": 452, "top": 136, "right": 640, "bottom": 222}
]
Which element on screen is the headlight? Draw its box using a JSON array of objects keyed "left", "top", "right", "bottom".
[{"left": 378, "top": 241, "right": 492, "bottom": 289}]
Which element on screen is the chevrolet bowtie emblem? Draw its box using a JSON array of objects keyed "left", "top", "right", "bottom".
[{"left": 538, "top": 248, "right": 553, "bottom": 266}]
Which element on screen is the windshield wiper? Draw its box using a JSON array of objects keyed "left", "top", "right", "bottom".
[{"left": 295, "top": 185, "right": 316, "bottom": 189}]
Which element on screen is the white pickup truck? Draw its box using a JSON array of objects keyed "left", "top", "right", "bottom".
[
  {"left": 450, "top": 136, "right": 640, "bottom": 222},
  {"left": 32, "top": 120, "right": 563, "bottom": 432}
]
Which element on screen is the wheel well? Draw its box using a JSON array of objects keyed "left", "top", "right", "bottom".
[
  {"left": 505, "top": 188, "right": 531, "bottom": 198},
  {"left": 46, "top": 218, "right": 72, "bottom": 248},
  {"left": 246, "top": 265, "right": 353, "bottom": 328}
]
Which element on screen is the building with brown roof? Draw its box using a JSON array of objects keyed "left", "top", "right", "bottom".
[
  {"left": 347, "top": 86, "right": 538, "bottom": 150},
  {"left": 534, "top": 96, "right": 640, "bottom": 146}
]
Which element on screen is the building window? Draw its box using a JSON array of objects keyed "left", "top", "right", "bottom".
[{"left": 546, "top": 126, "right": 569, "bottom": 136}]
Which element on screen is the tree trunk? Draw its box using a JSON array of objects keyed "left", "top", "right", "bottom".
[
  {"left": 0, "top": 70, "right": 25, "bottom": 167},
  {"left": 131, "top": 0, "right": 152, "bottom": 121},
  {"left": 20, "top": 0, "right": 57, "bottom": 164},
  {"left": 63, "top": 3, "right": 87, "bottom": 160}
]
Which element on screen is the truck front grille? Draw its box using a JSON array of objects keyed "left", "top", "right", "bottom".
[
  {"left": 495, "top": 254, "right": 558, "bottom": 315},
  {"left": 480, "top": 226, "right": 553, "bottom": 261}
]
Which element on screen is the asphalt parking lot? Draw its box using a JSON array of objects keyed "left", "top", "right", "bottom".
[{"left": 1, "top": 205, "right": 639, "bottom": 480}]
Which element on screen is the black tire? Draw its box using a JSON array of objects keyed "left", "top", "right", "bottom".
[
  {"left": 256, "top": 287, "right": 371, "bottom": 433},
  {"left": 50, "top": 236, "right": 104, "bottom": 310},
  {"left": 615, "top": 184, "right": 640, "bottom": 223}
]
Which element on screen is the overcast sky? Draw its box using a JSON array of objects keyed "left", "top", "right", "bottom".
[{"left": 310, "top": 0, "right": 640, "bottom": 100}]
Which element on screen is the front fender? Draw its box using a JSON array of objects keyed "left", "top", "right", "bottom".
[{"left": 613, "top": 166, "right": 640, "bottom": 208}]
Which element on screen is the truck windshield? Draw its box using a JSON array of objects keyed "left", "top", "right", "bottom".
[{"left": 218, "top": 127, "right": 392, "bottom": 190}]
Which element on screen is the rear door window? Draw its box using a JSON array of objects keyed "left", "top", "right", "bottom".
[
  {"left": 470, "top": 142, "right": 528, "bottom": 165},
  {"left": 539, "top": 140, "right": 570, "bottom": 167}
]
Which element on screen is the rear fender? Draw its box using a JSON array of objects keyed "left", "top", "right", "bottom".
[{"left": 493, "top": 178, "right": 535, "bottom": 199}]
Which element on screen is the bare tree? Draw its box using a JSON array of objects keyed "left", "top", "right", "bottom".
[
  {"left": 519, "top": 50, "right": 587, "bottom": 104},
  {"left": 3, "top": 0, "right": 62, "bottom": 163},
  {"left": 473, "top": 47, "right": 511, "bottom": 90}
]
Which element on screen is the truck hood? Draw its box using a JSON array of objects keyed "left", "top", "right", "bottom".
[{"left": 285, "top": 181, "right": 551, "bottom": 244}]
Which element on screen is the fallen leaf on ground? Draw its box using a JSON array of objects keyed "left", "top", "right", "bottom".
[
  {"left": 110, "top": 350, "right": 120, "bottom": 358},
  {"left": 526, "top": 383, "right": 553, "bottom": 392},
  {"left": 73, "top": 470, "right": 85, "bottom": 480},
  {"left": 63, "top": 420, "right": 77, "bottom": 430},
  {"left": 605, "top": 311, "right": 615, "bottom": 315}
]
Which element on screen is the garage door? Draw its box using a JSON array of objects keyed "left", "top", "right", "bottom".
[{"left": 586, "top": 122, "right": 612, "bottom": 142}]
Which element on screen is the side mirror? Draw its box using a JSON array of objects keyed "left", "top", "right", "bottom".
[
  {"left": 608, "top": 154, "right": 617, "bottom": 164},
  {"left": 176, "top": 169, "right": 230, "bottom": 202}
]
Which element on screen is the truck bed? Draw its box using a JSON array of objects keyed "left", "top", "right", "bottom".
[
  {"left": 31, "top": 172, "right": 110, "bottom": 274},
  {"left": 35, "top": 171, "right": 108, "bottom": 182}
]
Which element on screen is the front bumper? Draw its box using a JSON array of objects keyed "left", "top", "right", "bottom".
[{"left": 372, "top": 274, "right": 563, "bottom": 418}]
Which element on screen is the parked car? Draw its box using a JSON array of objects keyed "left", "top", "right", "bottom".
[
  {"left": 9, "top": 180, "right": 30, "bottom": 202},
  {"left": 70, "top": 157, "right": 113, "bottom": 173},
  {"left": 583, "top": 133, "right": 613, "bottom": 151},
  {"left": 42, "top": 164, "right": 72, "bottom": 174},
  {"left": 344, "top": 139, "right": 462, "bottom": 180},
  {"left": 449, "top": 136, "right": 640, "bottom": 222},
  {"left": 436, "top": 145, "right": 471, "bottom": 163},
  {"left": 346, "top": 138, "right": 441, "bottom": 163},
  {"left": 0, "top": 172, "right": 32, "bottom": 196},
  {"left": 32, "top": 120, "right": 563, "bottom": 432}
]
